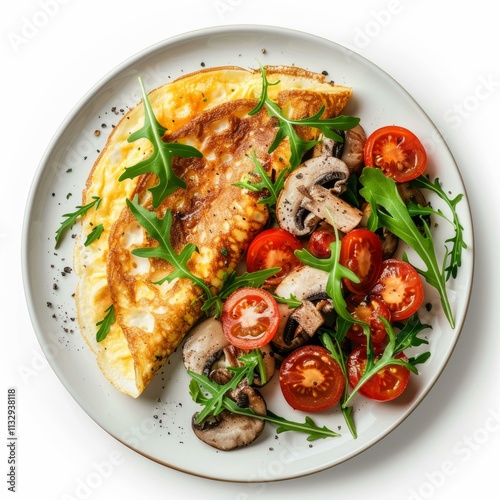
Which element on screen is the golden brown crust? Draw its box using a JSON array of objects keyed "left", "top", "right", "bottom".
[{"left": 107, "top": 100, "right": 283, "bottom": 389}]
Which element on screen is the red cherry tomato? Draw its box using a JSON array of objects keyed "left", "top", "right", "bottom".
[
  {"left": 308, "top": 228, "right": 336, "bottom": 259},
  {"left": 339, "top": 228, "right": 383, "bottom": 294},
  {"left": 221, "top": 287, "right": 279, "bottom": 350},
  {"left": 246, "top": 228, "right": 303, "bottom": 286},
  {"left": 347, "top": 346, "right": 410, "bottom": 402},
  {"left": 364, "top": 125, "right": 427, "bottom": 183},
  {"left": 345, "top": 294, "right": 391, "bottom": 346},
  {"left": 370, "top": 259, "right": 424, "bottom": 321},
  {"left": 279, "top": 345, "right": 345, "bottom": 412}
]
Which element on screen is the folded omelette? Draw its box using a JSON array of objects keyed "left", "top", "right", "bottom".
[{"left": 73, "top": 65, "right": 353, "bottom": 397}]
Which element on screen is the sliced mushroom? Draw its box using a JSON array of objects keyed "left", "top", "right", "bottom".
[
  {"left": 182, "top": 317, "right": 275, "bottom": 386},
  {"left": 312, "top": 135, "right": 339, "bottom": 158},
  {"left": 338, "top": 124, "right": 366, "bottom": 174},
  {"left": 379, "top": 227, "right": 399, "bottom": 260},
  {"left": 183, "top": 317, "right": 229, "bottom": 374},
  {"left": 192, "top": 383, "right": 267, "bottom": 451},
  {"left": 299, "top": 183, "right": 363, "bottom": 233},
  {"left": 312, "top": 124, "right": 366, "bottom": 174},
  {"left": 397, "top": 182, "right": 427, "bottom": 207},
  {"left": 276, "top": 155, "right": 362, "bottom": 236},
  {"left": 273, "top": 266, "right": 333, "bottom": 352}
]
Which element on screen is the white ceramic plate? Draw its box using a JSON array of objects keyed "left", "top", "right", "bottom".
[{"left": 22, "top": 25, "right": 474, "bottom": 481}]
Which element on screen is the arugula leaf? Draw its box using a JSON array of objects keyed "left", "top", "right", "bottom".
[
  {"left": 409, "top": 175, "right": 467, "bottom": 280},
  {"left": 295, "top": 224, "right": 361, "bottom": 324},
  {"left": 359, "top": 167, "right": 456, "bottom": 328},
  {"left": 55, "top": 196, "right": 101, "bottom": 248},
  {"left": 250, "top": 65, "right": 360, "bottom": 170},
  {"left": 188, "top": 350, "right": 340, "bottom": 441},
  {"left": 84, "top": 223, "right": 104, "bottom": 246},
  {"left": 343, "top": 315, "right": 430, "bottom": 406},
  {"left": 96, "top": 304, "right": 115, "bottom": 342},
  {"left": 118, "top": 77, "right": 203, "bottom": 208},
  {"left": 392, "top": 314, "right": 431, "bottom": 358},
  {"left": 233, "top": 150, "right": 289, "bottom": 211},
  {"left": 272, "top": 293, "right": 302, "bottom": 308},
  {"left": 126, "top": 195, "right": 214, "bottom": 302},
  {"left": 189, "top": 349, "right": 266, "bottom": 424}
]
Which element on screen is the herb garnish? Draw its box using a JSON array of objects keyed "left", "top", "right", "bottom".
[
  {"left": 84, "top": 223, "right": 104, "bottom": 246},
  {"left": 233, "top": 150, "right": 289, "bottom": 213},
  {"left": 250, "top": 65, "right": 360, "bottom": 170},
  {"left": 126, "top": 195, "right": 214, "bottom": 301},
  {"left": 295, "top": 224, "right": 361, "bottom": 324},
  {"left": 359, "top": 168, "right": 461, "bottom": 328},
  {"left": 343, "top": 315, "right": 430, "bottom": 406},
  {"left": 188, "top": 350, "right": 340, "bottom": 441},
  {"left": 55, "top": 195, "right": 101, "bottom": 248},
  {"left": 409, "top": 175, "right": 466, "bottom": 280},
  {"left": 119, "top": 77, "right": 203, "bottom": 208},
  {"left": 96, "top": 304, "right": 115, "bottom": 342}
]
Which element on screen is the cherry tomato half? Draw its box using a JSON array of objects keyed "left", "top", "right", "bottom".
[
  {"left": 308, "top": 228, "right": 336, "bottom": 259},
  {"left": 345, "top": 294, "right": 391, "bottom": 346},
  {"left": 246, "top": 228, "right": 303, "bottom": 286},
  {"left": 347, "top": 346, "right": 410, "bottom": 402},
  {"left": 364, "top": 125, "right": 427, "bottom": 183},
  {"left": 279, "top": 345, "right": 345, "bottom": 412},
  {"left": 221, "top": 287, "right": 279, "bottom": 350},
  {"left": 340, "top": 228, "right": 383, "bottom": 294},
  {"left": 369, "top": 259, "right": 424, "bottom": 321}
]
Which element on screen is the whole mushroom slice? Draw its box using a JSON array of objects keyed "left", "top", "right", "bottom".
[
  {"left": 337, "top": 124, "right": 367, "bottom": 175},
  {"left": 276, "top": 155, "right": 362, "bottom": 236},
  {"left": 273, "top": 266, "right": 333, "bottom": 351},
  {"left": 192, "top": 383, "right": 267, "bottom": 451},
  {"left": 312, "top": 124, "right": 367, "bottom": 174},
  {"left": 182, "top": 317, "right": 275, "bottom": 386}
]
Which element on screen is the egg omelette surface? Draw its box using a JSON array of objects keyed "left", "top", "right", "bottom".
[{"left": 74, "top": 65, "right": 354, "bottom": 397}]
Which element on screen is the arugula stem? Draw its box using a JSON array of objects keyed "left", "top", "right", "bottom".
[
  {"left": 320, "top": 330, "right": 357, "bottom": 438},
  {"left": 410, "top": 175, "right": 466, "bottom": 280}
]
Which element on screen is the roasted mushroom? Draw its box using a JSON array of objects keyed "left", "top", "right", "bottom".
[
  {"left": 276, "top": 155, "right": 362, "bottom": 236},
  {"left": 192, "top": 382, "right": 267, "bottom": 451},
  {"left": 182, "top": 317, "right": 275, "bottom": 386},
  {"left": 312, "top": 124, "right": 367, "bottom": 174},
  {"left": 273, "top": 266, "right": 333, "bottom": 352}
]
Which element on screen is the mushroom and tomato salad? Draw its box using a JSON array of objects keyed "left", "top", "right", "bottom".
[{"left": 183, "top": 121, "right": 466, "bottom": 451}]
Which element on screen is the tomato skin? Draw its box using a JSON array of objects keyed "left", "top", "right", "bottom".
[
  {"left": 221, "top": 287, "right": 279, "bottom": 350},
  {"left": 279, "top": 345, "right": 345, "bottom": 412},
  {"left": 308, "top": 229, "right": 336, "bottom": 259},
  {"left": 246, "top": 228, "right": 303, "bottom": 286},
  {"left": 370, "top": 259, "right": 424, "bottom": 321},
  {"left": 347, "top": 346, "right": 410, "bottom": 402},
  {"left": 345, "top": 295, "right": 391, "bottom": 346},
  {"left": 339, "top": 228, "right": 383, "bottom": 294},
  {"left": 364, "top": 125, "right": 427, "bottom": 183}
]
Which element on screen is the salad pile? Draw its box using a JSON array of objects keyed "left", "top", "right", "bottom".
[{"left": 179, "top": 68, "right": 466, "bottom": 449}]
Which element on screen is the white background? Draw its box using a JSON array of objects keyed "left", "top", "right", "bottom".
[{"left": 2, "top": 1, "right": 499, "bottom": 499}]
